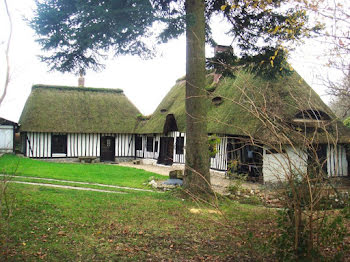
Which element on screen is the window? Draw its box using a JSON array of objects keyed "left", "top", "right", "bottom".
[
  {"left": 106, "top": 138, "right": 111, "bottom": 147},
  {"left": 294, "top": 110, "right": 331, "bottom": 121},
  {"left": 146, "top": 137, "right": 154, "bottom": 152},
  {"left": 52, "top": 134, "right": 67, "bottom": 154},
  {"left": 176, "top": 137, "right": 184, "bottom": 155},
  {"left": 155, "top": 141, "right": 158, "bottom": 153},
  {"left": 135, "top": 136, "right": 142, "bottom": 150}
]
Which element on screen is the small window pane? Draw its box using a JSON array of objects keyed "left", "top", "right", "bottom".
[
  {"left": 135, "top": 136, "right": 142, "bottom": 150},
  {"left": 147, "top": 137, "right": 154, "bottom": 152}
]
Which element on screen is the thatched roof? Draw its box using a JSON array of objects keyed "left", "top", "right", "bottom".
[
  {"left": 136, "top": 70, "right": 350, "bottom": 143},
  {"left": 19, "top": 85, "right": 140, "bottom": 133}
]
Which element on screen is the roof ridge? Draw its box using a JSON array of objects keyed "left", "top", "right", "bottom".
[{"left": 32, "top": 84, "right": 124, "bottom": 94}]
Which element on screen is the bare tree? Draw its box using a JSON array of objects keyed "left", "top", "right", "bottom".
[
  {"left": 303, "top": 0, "right": 350, "bottom": 114},
  {"left": 0, "top": 0, "right": 12, "bottom": 107},
  {"left": 202, "top": 68, "right": 348, "bottom": 259}
]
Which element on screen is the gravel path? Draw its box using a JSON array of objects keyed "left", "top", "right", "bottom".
[{"left": 119, "top": 162, "right": 233, "bottom": 194}]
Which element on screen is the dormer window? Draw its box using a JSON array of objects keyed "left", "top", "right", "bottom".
[
  {"left": 292, "top": 109, "right": 331, "bottom": 131},
  {"left": 212, "top": 96, "right": 223, "bottom": 106},
  {"left": 294, "top": 109, "right": 331, "bottom": 121}
]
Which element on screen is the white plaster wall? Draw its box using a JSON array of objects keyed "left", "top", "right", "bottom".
[
  {"left": 0, "top": 126, "right": 13, "bottom": 152},
  {"left": 263, "top": 146, "right": 307, "bottom": 183}
]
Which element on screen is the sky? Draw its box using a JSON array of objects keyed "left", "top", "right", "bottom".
[{"left": 0, "top": 0, "right": 339, "bottom": 123}]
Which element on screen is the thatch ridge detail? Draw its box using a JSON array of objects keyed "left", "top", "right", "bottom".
[{"left": 32, "top": 84, "right": 124, "bottom": 94}]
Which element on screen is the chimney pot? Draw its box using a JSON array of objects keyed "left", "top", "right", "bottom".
[
  {"left": 78, "top": 68, "right": 85, "bottom": 87},
  {"left": 78, "top": 76, "right": 85, "bottom": 87}
]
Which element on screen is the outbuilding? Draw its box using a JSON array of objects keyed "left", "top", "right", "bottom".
[{"left": 0, "top": 117, "right": 18, "bottom": 153}]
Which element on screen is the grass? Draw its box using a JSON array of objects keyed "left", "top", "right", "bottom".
[
  {"left": 1, "top": 154, "right": 348, "bottom": 260},
  {"left": 1, "top": 183, "right": 276, "bottom": 261},
  {"left": 0, "top": 154, "right": 164, "bottom": 189},
  {"left": 0, "top": 154, "right": 279, "bottom": 261}
]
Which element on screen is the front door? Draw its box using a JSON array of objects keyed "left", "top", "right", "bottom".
[
  {"left": 100, "top": 136, "right": 115, "bottom": 162},
  {"left": 158, "top": 137, "right": 174, "bottom": 165}
]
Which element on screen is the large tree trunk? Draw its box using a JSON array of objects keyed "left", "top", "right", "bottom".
[{"left": 183, "top": 0, "right": 211, "bottom": 195}]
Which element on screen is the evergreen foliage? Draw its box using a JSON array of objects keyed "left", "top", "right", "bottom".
[
  {"left": 344, "top": 117, "right": 350, "bottom": 128},
  {"left": 31, "top": 0, "right": 319, "bottom": 77}
]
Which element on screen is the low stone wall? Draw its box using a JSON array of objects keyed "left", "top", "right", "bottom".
[
  {"left": 141, "top": 159, "right": 158, "bottom": 165},
  {"left": 115, "top": 157, "right": 134, "bottom": 163}
]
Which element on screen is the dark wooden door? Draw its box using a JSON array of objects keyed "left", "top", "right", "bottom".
[
  {"left": 158, "top": 137, "right": 174, "bottom": 165},
  {"left": 100, "top": 136, "right": 115, "bottom": 162}
]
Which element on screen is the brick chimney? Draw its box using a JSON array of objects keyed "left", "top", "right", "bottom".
[{"left": 214, "top": 45, "right": 233, "bottom": 56}]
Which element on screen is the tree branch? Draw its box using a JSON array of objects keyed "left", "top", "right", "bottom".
[{"left": 0, "top": 0, "right": 12, "bottom": 106}]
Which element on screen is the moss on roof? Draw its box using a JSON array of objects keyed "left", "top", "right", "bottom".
[
  {"left": 136, "top": 70, "right": 350, "bottom": 143},
  {"left": 136, "top": 80, "right": 186, "bottom": 134},
  {"left": 206, "top": 70, "right": 333, "bottom": 135},
  {"left": 20, "top": 85, "right": 140, "bottom": 133}
]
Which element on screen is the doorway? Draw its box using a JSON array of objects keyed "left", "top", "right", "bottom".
[
  {"left": 158, "top": 137, "right": 174, "bottom": 165},
  {"left": 100, "top": 136, "right": 115, "bottom": 162}
]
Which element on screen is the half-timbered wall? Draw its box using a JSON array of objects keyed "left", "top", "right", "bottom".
[
  {"left": 25, "top": 132, "right": 134, "bottom": 158},
  {"left": 137, "top": 132, "right": 228, "bottom": 170},
  {"left": 210, "top": 136, "right": 228, "bottom": 170},
  {"left": 327, "top": 144, "right": 348, "bottom": 177},
  {"left": 115, "top": 133, "right": 135, "bottom": 157},
  {"left": 24, "top": 132, "right": 349, "bottom": 178},
  {"left": 170, "top": 131, "right": 186, "bottom": 164},
  {"left": 67, "top": 133, "right": 101, "bottom": 157},
  {"left": 26, "top": 132, "right": 52, "bottom": 158},
  {"left": 136, "top": 134, "right": 160, "bottom": 159},
  {"left": 135, "top": 135, "right": 144, "bottom": 158}
]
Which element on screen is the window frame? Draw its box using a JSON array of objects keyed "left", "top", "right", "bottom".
[
  {"left": 135, "top": 135, "right": 142, "bottom": 151},
  {"left": 146, "top": 136, "right": 154, "bottom": 152},
  {"left": 51, "top": 134, "right": 67, "bottom": 154},
  {"left": 176, "top": 136, "right": 184, "bottom": 155}
]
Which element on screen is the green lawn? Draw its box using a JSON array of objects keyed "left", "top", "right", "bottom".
[
  {"left": 0, "top": 154, "right": 164, "bottom": 189},
  {"left": 0, "top": 154, "right": 278, "bottom": 261},
  {"left": 0, "top": 154, "right": 349, "bottom": 260},
  {"left": 0, "top": 183, "right": 275, "bottom": 261}
]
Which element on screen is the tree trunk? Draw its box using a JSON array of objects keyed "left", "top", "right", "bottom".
[{"left": 183, "top": 0, "right": 211, "bottom": 195}]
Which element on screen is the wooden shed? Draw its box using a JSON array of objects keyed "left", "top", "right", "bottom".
[{"left": 0, "top": 117, "right": 18, "bottom": 153}]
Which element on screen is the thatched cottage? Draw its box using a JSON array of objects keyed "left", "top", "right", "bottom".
[
  {"left": 19, "top": 85, "right": 139, "bottom": 161},
  {"left": 19, "top": 71, "right": 350, "bottom": 182}
]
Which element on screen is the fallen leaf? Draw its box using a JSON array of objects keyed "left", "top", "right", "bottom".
[{"left": 57, "top": 231, "right": 66, "bottom": 236}]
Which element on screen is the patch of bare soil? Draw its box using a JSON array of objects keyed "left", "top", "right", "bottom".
[{"left": 118, "top": 162, "right": 263, "bottom": 195}]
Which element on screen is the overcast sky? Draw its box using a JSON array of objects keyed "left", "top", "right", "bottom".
[{"left": 0, "top": 0, "right": 338, "bottom": 123}]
